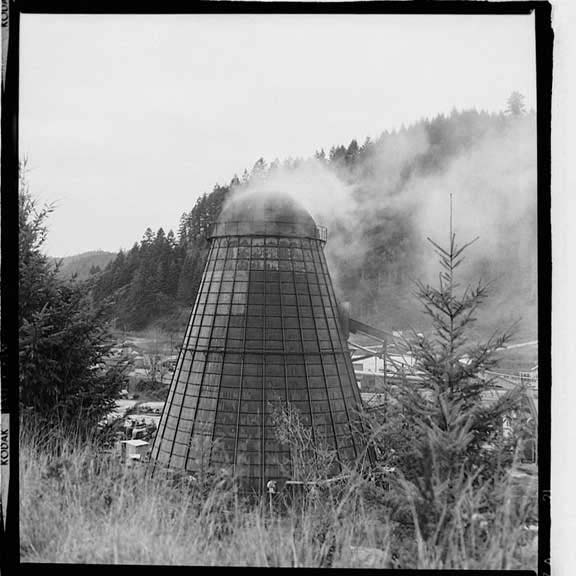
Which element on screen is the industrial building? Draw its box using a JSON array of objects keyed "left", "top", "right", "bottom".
[{"left": 150, "top": 192, "right": 370, "bottom": 492}]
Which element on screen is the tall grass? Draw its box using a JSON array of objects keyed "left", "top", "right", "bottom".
[
  {"left": 19, "top": 417, "right": 379, "bottom": 566},
  {"left": 20, "top": 416, "right": 537, "bottom": 568}
]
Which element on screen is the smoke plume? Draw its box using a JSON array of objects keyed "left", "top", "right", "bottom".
[{"left": 220, "top": 112, "right": 537, "bottom": 338}]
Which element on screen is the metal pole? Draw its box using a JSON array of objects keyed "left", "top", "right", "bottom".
[{"left": 382, "top": 337, "right": 387, "bottom": 391}]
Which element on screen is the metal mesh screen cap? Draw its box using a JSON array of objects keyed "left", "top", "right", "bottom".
[{"left": 210, "top": 191, "right": 325, "bottom": 241}]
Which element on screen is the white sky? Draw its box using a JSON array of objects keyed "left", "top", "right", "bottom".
[{"left": 19, "top": 13, "right": 536, "bottom": 257}]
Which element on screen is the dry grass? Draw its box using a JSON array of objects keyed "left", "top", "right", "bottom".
[{"left": 19, "top": 419, "right": 537, "bottom": 568}]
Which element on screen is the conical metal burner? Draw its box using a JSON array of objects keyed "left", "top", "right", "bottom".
[{"left": 150, "top": 192, "right": 368, "bottom": 492}]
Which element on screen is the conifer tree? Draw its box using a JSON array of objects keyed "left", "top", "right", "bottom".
[
  {"left": 166, "top": 229, "right": 177, "bottom": 249},
  {"left": 141, "top": 227, "right": 155, "bottom": 250},
  {"left": 366, "top": 199, "right": 528, "bottom": 549},
  {"left": 229, "top": 174, "right": 241, "bottom": 188},
  {"left": 314, "top": 149, "right": 326, "bottom": 162},
  {"left": 178, "top": 211, "right": 190, "bottom": 246},
  {"left": 251, "top": 157, "right": 267, "bottom": 178},
  {"left": 397, "top": 232, "right": 521, "bottom": 472},
  {"left": 19, "top": 168, "right": 128, "bottom": 433},
  {"left": 345, "top": 139, "right": 359, "bottom": 165},
  {"left": 505, "top": 91, "right": 526, "bottom": 117}
]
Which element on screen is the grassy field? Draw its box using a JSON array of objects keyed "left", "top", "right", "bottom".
[{"left": 19, "top": 419, "right": 538, "bottom": 568}]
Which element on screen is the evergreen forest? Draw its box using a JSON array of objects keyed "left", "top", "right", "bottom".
[{"left": 91, "top": 102, "right": 537, "bottom": 340}]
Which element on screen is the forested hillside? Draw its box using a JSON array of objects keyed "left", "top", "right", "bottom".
[
  {"left": 92, "top": 101, "right": 537, "bottom": 339},
  {"left": 52, "top": 250, "right": 117, "bottom": 281}
]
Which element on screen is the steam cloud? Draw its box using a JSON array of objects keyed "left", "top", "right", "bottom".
[{"left": 220, "top": 114, "right": 537, "bottom": 336}]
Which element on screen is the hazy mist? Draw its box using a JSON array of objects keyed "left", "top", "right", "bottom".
[{"left": 220, "top": 113, "right": 537, "bottom": 339}]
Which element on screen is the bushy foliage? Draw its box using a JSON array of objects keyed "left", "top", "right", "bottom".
[{"left": 19, "top": 168, "right": 128, "bottom": 434}]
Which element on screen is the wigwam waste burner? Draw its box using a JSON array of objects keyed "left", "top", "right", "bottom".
[{"left": 150, "top": 191, "right": 368, "bottom": 492}]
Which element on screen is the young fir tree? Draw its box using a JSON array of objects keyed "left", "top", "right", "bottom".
[{"left": 367, "top": 202, "right": 528, "bottom": 548}]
